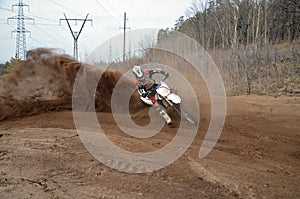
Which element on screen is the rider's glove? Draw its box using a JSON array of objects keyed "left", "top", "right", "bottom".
[
  {"left": 162, "top": 73, "right": 169, "bottom": 81},
  {"left": 137, "top": 83, "right": 143, "bottom": 89}
]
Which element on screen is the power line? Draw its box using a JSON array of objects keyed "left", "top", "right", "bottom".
[
  {"left": 0, "top": 19, "right": 7, "bottom": 24},
  {"left": 31, "top": 23, "right": 61, "bottom": 26},
  {"left": 27, "top": 12, "right": 58, "bottom": 23},
  {"left": 94, "top": 0, "right": 122, "bottom": 25},
  {"left": 0, "top": 6, "right": 16, "bottom": 13},
  {"left": 1, "top": 6, "right": 58, "bottom": 24},
  {"left": 48, "top": 0, "right": 83, "bottom": 17},
  {"left": 28, "top": 19, "right": 77, "bottom": 50},
  {"left": 0, "top": 37, "right": 14, "bottom": 40},
  {"left": 103, "top": 0, "right": 123, "bottom": 18},
  {"left": 33, "top": 25, "right": 65, "bottom": 47},
  {"left": 29, "top": 37, "right": 45, "bottom": 46}
]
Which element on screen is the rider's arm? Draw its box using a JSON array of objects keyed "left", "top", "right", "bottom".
[
  {"left": 147, "top": 68, "right": 169, "bottom": 81},
  {"left": 134, "top": 79, "right": 148, "bottom": 97},
  {"left": 134, "top": 79, "right": 143, "bottom": 89}
]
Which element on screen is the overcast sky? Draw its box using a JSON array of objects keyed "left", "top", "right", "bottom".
[{"left": 0, "top": 0, "right": 193, "bottom": 63}]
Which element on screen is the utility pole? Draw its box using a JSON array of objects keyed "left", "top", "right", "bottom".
[
  {"left": 7, "top": 0, "right": 34, "bottom": 60},
  {"left": 119, "top": 12, "right": 130, "bottom": 62},
  {"left": 60, "top": 13, "right": 92, "bottom": 60},
  {"left": 109, "top": 40, "right": 112, "bottom": 63}
]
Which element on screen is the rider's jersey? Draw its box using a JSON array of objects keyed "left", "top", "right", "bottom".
[{"left": 134, "top": 68, "right": 169, "bottom": 99}]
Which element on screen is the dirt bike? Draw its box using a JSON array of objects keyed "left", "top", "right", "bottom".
[{"left": 138, "top": 81, "right": 195, "bottom": 125}]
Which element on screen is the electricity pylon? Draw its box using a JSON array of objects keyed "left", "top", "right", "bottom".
[
  {"left": 60, "top": 13, "right": 92, "bottom": 60},
  {"left": 7, "top": 0, "right": 34, "bottom": 60}
]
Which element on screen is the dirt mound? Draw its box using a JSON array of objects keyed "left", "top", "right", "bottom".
[{"left": 0, "top": 48, "right": 143, "bottom": 121}]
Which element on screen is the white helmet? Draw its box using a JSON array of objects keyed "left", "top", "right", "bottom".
[{"left": 132, "top": 65, "right": 144, "bottom": 79}]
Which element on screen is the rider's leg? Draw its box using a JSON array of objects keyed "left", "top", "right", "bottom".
[
  {"left": 149, "top": 95, "right": 172, "bottom": 125},
  {"left": 158, "top": 106, "right": 172, "bottom": 125}
]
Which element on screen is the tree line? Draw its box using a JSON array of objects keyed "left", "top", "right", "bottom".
[
  {"left": 159, "top": 0, "right": 300, "bottom": 50},
  {"left": 155, "top": 0, "right": 300, "bottom": 96}
]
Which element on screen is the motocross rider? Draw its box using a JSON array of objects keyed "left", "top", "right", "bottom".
[{"left": 132, "top": 65, "right": 172, "bottom": 125}]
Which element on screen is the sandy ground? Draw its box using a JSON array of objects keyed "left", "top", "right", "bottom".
[
  {"left": 0, "top": 95, "right": 299, "bottom": 199},
  {"left": 0, "top": 49, "right": 299, "bottom": 198}
]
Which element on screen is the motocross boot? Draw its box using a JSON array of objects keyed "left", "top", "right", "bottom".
[{"left": 159, "top": 109, "right": 172, "bottom": 125}]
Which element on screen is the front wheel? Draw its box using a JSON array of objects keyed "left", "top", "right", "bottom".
[
  {"left": 172, "top": 105, "right": 195, "bottom": 125},
  {"left": 159, "top": 95, "right": 196, "bottom": 125}
]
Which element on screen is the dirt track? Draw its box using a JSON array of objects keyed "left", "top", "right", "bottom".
[
  {"left": 0, "top": 49, "right": 299, "bottom": 198},
  {"left": 0, "top": 95, "right": 299, "bottom": 199}
]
